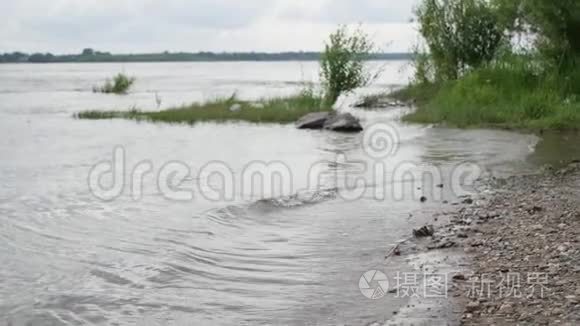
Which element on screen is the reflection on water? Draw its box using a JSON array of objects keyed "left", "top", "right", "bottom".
[
  {"left": 0, "top": 62, "right": 578, "bottom": 325},
  {"left": 418, "top": 127, "right": 540, "bottom": 177},
  {"left": 528, "top": 131, "right": 580, "bottom": 168}
]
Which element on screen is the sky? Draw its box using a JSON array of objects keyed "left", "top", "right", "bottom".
[{"left": 0, "top": 0, "right": 420, "bottom": 54}]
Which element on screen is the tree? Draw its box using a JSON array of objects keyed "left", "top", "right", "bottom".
[
  {"left": 524, "top": 0, "right": 580, "bottom": 62},
  {"left": 493, "top": 0, "right": 580, "bottom": 62},
  {"left": 416, "top": 0, "right": 503, "bottom": 81},
  {"left": 82, "top": 48, "right": 95, "bottom": 56},
  {"left": 28, "top": 53, "right": 54, "bottom": 63},
  {"left": 320, "top": 26, "right": 375, "bottom": 105}
]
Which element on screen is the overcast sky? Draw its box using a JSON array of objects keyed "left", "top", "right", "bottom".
[{"left": 0, "top": 0, "right": 419, "bottom": 53}]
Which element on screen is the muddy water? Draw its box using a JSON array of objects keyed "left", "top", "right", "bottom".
[{"left": 0, "top": 62, "right": 576, "bottom": 325}]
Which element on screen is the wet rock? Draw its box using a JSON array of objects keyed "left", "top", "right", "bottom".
[
  {"left": 428, "top": 240, "right": 457, "bottom": 250},
  {"left": 413, "top": 225, "right": 435, "bottom": 238},
  {"left": 438, "top": 241, "right": 456, "bottom": 249},
  {"left": 558, "top": 245, "right": 567, "bottom": 252},
  {"left": 466, "top": 301, "right": 481, "bottom": 312},
  {"left": 296, "top": 112, "right": 331, "bottom": 130},
  {"left": 552, "top": 308, "right": 565, "bottom": 316},
  {"left": 499, "top": 303, "right": 514, "bottom": 314},
  {"left": 452, "top": 274, "right": 467, "bottom": 281},
  {"left": 532, "top": 224, "right": 544, "bottom": 231},
  {"left": 463, "top": 198, "right": 474, "bottom": 205},
  {"left": 420, "top": 196, "right": 428, "bottom": 203},
  {"left": 529, "top": 206, "right": 544, "bottom": 214},
  {"left": 323, "top": 113, "right": 363, "bottom": 133}
]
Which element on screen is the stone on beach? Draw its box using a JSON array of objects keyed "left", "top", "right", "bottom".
[{"left": 413, "top": 225, "right": 435, "bottom": 238}]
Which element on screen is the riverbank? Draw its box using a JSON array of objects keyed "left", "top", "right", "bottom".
[
  {"left": 385, "top": 60, "right": 580, "bottom": 131},
  {"left": 404, "top": 162, "right": 580, "bottom": 325},
  {"left": 75, "top": 92, "right": 330, "bottom": 124}
]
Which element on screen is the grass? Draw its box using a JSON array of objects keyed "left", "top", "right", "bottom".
[
  {"left": 75, "top": 91, "right": 330, "bottom": 124},
  {"left": 93, "top": 73, "right": 135, "bottom": 94},
  {"left": 393, "top": 57, "right": 580, "bottom": 131}
]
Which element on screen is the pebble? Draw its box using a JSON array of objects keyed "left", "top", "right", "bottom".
[
  {"left": 466, "top": 301, "right": 480, "bottom": 312},
  {"left": 419, "top": 162, "right": 580, "bottom": 324}
]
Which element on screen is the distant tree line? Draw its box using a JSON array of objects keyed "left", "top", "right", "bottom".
[{"left": 0, "top": 48, "right": 411, "bottom": 63}]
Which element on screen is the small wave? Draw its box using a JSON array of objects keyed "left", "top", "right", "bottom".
[
  {"left": 90, "top": 269, "right": 143, "bottom": 288},
  {"left": 198, "top": 187, "right": 339, "bottom": 227},
  {"left": 251, "top": 187, "right": 338, "bottom": 211}
]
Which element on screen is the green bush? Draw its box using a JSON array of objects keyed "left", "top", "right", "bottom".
[
  {"left": 398, "top": 1, "right": 580, "bottom": 131},
  {"left": 401, "top": 55, "right": 580, "bottom": 130},
  {"left": 320, "top": 25, "right": 375, "bottom": 105},
  {"left": 93, "top": 73, "right": 135, "bottom": 94},
  {"left": 494, "top": 0, "right": 580, "bottom": 63},
  {"left": 415, "top": 0, "right": 503, "bottom": 81}
]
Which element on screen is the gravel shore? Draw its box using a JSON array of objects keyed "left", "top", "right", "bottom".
[{"left": 420, "top": 162, "right": 580, "bottom": 325}]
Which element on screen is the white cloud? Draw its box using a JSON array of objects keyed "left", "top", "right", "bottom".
[
  {"left": 282, "top": 0, "right": 417, "bottom": 23},
  {"left": 0, "top": 0, "right": 418, "bottom": 53}
]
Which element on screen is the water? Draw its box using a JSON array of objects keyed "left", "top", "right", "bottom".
[{"left": 0, "top": 61, "right": 572, "bottom": 325}]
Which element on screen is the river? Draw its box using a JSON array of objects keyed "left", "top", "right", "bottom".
[{"left": 0, "top": 61, "right": 575, "bottom": 325}]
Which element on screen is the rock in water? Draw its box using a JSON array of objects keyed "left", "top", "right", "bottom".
[
  {"left": 323, "top": 113, "right": 363, "bottom": 133},
  {"left": 296, "top": 112, "right": 331, "bottom": 130}
]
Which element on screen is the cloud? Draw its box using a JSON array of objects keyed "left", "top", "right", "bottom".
[
  {"left": 0, "top": 0, "right": 418, "bottom": 53},
  {"left": 282, "top": 0, "right": 418, "bottom": 24}
]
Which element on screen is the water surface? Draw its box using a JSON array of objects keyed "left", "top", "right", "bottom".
[{"left": 0, "top": 61, "right": 570, "bottom": 325}]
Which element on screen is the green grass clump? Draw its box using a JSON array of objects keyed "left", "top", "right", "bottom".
[
  {"left": 389, "top": 82, "right": 441, "bottom": 107},
  {"left": 396, "top": 57, "right": 580, "bottom": 131},
  {"left": 355, "top": 93, "right": 388, "bottom": 108},
  {"left": 75, "top": 91, "right": 330, "bottom": 125},
  {"left": 93, "top": 73, "right": 135, "bottom": 94}
]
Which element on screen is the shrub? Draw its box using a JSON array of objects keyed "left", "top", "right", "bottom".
[
  {"left": 493, "top": 0, "right": 580, "bottom": 65},
  {"left": 416, "top": 0, "right": 503, "bottom": 81},
  {"left": 93, "top": 73, "right": 135, "bottom": 94},
  {"left": 320, "top": 25, "right": 375, "bottom": 105}
]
